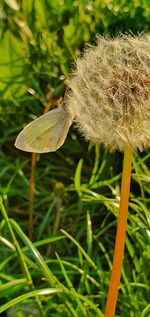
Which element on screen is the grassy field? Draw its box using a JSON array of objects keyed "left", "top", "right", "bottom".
[{"left": 0, "top": 1, "right": 150, "bottom": 316}]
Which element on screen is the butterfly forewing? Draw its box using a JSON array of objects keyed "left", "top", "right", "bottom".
[{"left": 15, "top": 107, "right": 72, "bottom": 153}]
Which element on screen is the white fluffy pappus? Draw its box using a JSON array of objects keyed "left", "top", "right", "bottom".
[{"left": 65, "top": 34, "right": 150, "bottom": 151}]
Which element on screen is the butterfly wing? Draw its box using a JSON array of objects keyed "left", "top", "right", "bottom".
[{"left": 15, "top": 107, "right": 73, "bottom": 153}]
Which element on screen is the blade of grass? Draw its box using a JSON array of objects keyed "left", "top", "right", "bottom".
[
  {"left": 142, "top": 304, "right": 150, "bottom": 317},
  {"left": 46, "top": 259, "right": 100, "bottom": 288},
  {"left": 74, "top": 158, "right": 83, "bottom": 196},
  {"left": 0, "top": 288, "right": 63, "bottom": 314},
  {"left": 10, "top": 218, "right": 82, "bottom": 316},
  {"left": 0, "top": 197, "right": 45, "bottom": 316},
  {"left": 86, "top": 210, "right": 93, "bottom": 256},
  {"left": 56, "top": 252, "right": 87, "bottom": 316},
  {"left": 5, "top": 217, "right": 80, "bottom": 316},
  {"left": 0, "top": 235, "right": 64, "bottom": 271},
  {"left": 89, "top": 145, "right": 100, "bottom": 185},
  {"left": 9, "top": 218, "right": 63, "bottom": 288},
  {"left": 61, "top": 229, "right": 100, "bottom": 275},
  {"left": 0, "top": 279, "right": 27, "bottom": 295}
]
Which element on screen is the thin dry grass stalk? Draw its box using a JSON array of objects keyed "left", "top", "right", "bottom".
[{"left": 28, "top": 99, "right": 61, "bottom": 239}]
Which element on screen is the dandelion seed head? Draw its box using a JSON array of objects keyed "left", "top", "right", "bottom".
[{"left": 64, "top": 34, "right": 150, "bottom": 151}]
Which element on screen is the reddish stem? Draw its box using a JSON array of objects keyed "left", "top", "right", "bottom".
[{"left": 104, "top": 147, "right": 133, "bottom": 317}]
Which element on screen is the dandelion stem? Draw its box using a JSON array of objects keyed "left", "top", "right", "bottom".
[{"left": 104, "top": 146, "right": 133, "bottom": 317}]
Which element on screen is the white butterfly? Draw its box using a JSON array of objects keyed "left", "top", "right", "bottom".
[{"left": 15, "top": 107, "right": 73, "bottom": 153}]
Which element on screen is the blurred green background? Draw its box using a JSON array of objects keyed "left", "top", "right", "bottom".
[{"left": 0, "top": 1, "right": 150, "bottom": 317}]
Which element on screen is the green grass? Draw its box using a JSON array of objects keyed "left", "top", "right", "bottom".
[{"left": 0, "top": 1, "right": 150, "bottom": 316}]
